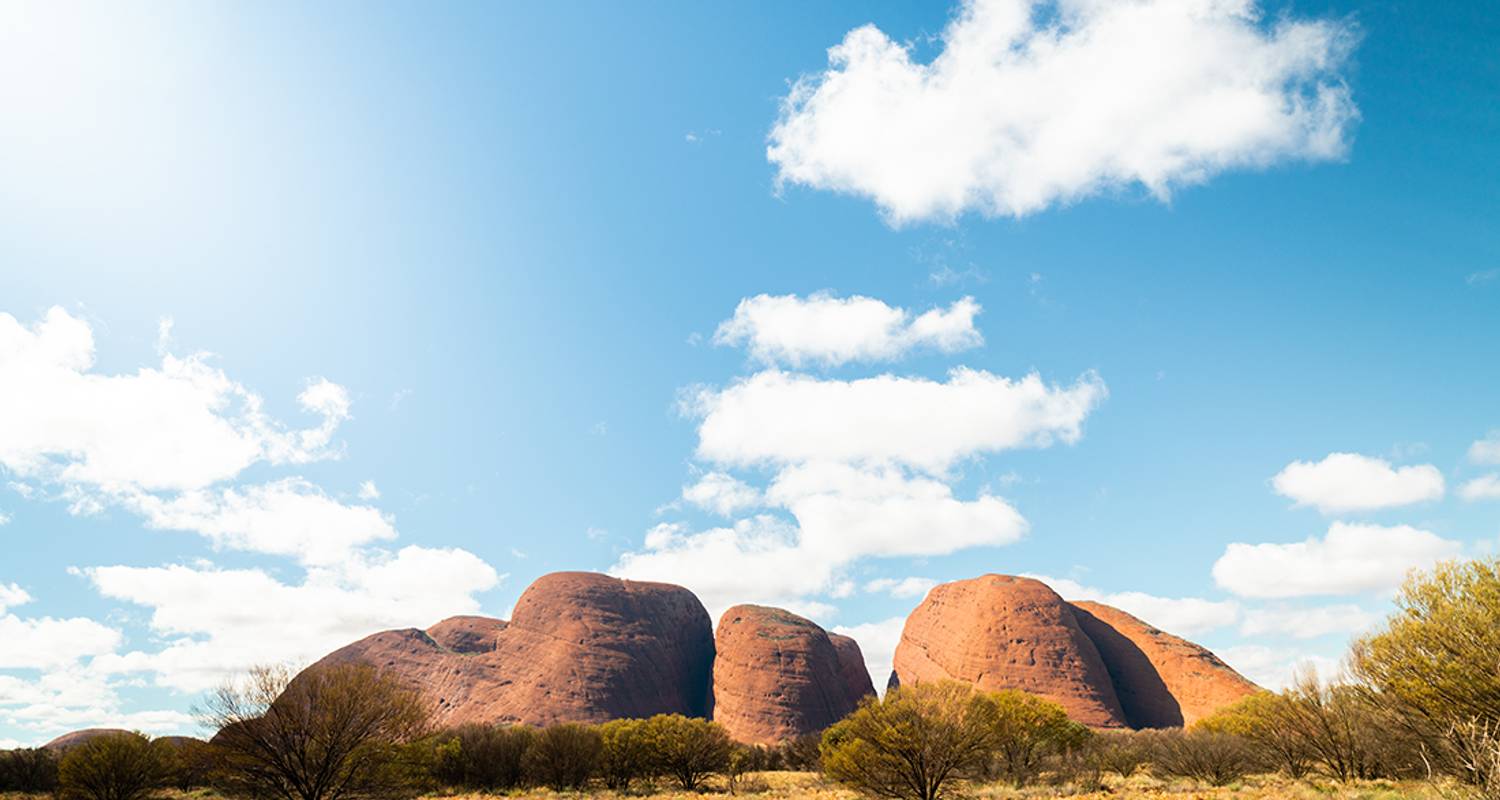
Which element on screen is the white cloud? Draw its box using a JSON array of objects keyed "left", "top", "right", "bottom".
[
  {"left": 832, "top": 616, "right": 906, "bottom": 694},
  {"left": 713, "top": 293, "right": 982, "bottom": 367},
  {"left": 1460, "top": 474, "right": 1500, "bottom": 502},
  {"left": 357, "top": 480, "right": 380, "bottom": 500},
  {"left": 0, "top": 583, "right": 30, "bottom": 613},
  {"left": 681, "top": 472, "right": 762, "bottom": 516},
  {"left": 689, "top": 368, "right": 1106, "bottom": 473},
  {"left": 84, "top": 545, "right": 500, "bottom": 693},
  {"left": 1029, "top": 574, "right": 1239, "bottom": 636},
  {"left": 1212, "top": 522, "right": 1462, "bottom": 599},
  {"left": 1271, "top": 452, "right": 1444, "bottom": 513},
  {"left": 1218, "top": 645, "right": 1343, "bottom": 691},
  {"left": 768, "top": 0, "right": 1357, "bottom": 223},
  {"left": 0, "top": 510, "right": 9, "bottom": 526},
  {"left": 0, "top": 614, "right": 121, "bottom": 670},
  {"left": 1239, "top": 603, "right": 1379, "bottom": 640},
  {"left": 1470, "top": 433, "right": 1500, "bottom": 465},
  {"left": 864, "top": 577, "right": 938, "bottom": 599},
  {"left": 122, "top": 479, "right": 397, "bottom": 566},
  {"left": 0, "top": 307, "right": 349, "bottom": 494}
]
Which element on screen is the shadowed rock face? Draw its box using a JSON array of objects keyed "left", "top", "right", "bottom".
[
  {"left": 1068, "top": 600, "right": 1259, "bottom": 727},
  {"left": 306, "top": 572, "right": 716, "bottom": 728},
  {"left": 891, "top": 575, "right": 1129, "bottom": 728},
  {"left": 829, "top": 633, "right": 877, "bottom": 708},
  {"left": 43, "top": 728, "right": 133, "bottom": 750},
  {"left": 712, "top": 605, "right": 871, "bottom": 744}
]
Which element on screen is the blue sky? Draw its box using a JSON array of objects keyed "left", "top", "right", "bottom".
[{"left": 0, "top": 0, "right": 1497, "bottom": 745}]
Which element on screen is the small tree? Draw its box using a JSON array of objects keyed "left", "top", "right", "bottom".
[
  {"left": 820, "top": 681, "right": 999, "bottom": 800},
  {"left": 0, "top": 747, "right": 61, "bottom": 793},
  {"left": 1151, "top": 729, "right": 1255, "bottom": 787},
  {"left": 522, "top": 723, "right": 601, "bottom": 790},
  {"left": 640, "top": 714, "right": 732, "bottom": 791},
  {"left": 1198, "top": 691, "right": 1312, "bottom": 778},
  {"left": 596, "top": 719, "right": 651, "bottom": 791},
  {"left": 201, "top": 663, "right": 431, "bottom": 800},
  {"left": 986, "top": 689, "right": 1085, "bottom": 786},
  {"left": 429, "top": 724, "right": 533, "bottom": 791},
  {"left": 58, "top": 732, "right": 172, "bottom": 800},
  {"left": 1090, "top": 731, "right": 1151, "bottom": 779}
]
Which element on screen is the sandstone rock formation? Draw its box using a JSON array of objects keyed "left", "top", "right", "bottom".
[
  {"left": 307, "top": 571, "right": 715, "bottom": 728},
  {"left": 712, "top": 606, "right": 874, "bottom": 744},
  {"left": 425, "top": 615, "right": 506, "bottom": 654},
  {"left": 1068, "top": 600, "right": 1258, "bottom": 727},
  {"left": 42, "top": 728, "right": 132, "bottom": 750},
  {"left": 889, "top": 574, "right": 1258, "bottom": 729},
  {"left": 829, "top": 633, "right": 877, "bottom": 708},
  {"left": 890, "top": 575, "right": 1129, "bottom": 727}
]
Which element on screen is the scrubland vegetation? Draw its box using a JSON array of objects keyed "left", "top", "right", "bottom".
[{"left": 7, "top": 557, "right": 1500, "bottom": 799}]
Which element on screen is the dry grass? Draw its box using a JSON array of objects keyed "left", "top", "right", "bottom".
[{"left": 1, "top": 773, "right": 1460, "bottom": 799}]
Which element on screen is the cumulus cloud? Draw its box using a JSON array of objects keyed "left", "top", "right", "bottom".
[
  {"left": 831, "top": 616, "right": 906, "bottom": 694},
  {"left": 1460, "top": 474, "right": 1500, "bottom": 502},
  {"left": 0, "top": 614, "right": 121, "bottom": 670},
  {"left": 357, "top": 480, "right": 380, "bottom": 500},
  {"left": 689, "top": 368, "right": 1106, "bottom": 473},
  {"left": 1271, "top": 452, "right": 1444, "bottom": 513},
  {"left": 0, "top": 307, "right": 350, "bottom": 494},
  {"left": 83, "top": 545, "right": 501, "bottom": 693},
  {"left": 1218, "top": 644, "right": 1343, "bottom": 690},
  {"left": 681, "top": 472, "right": 762, "bottom": 516},
  {"left": 0, "top": 583, "right": 30, "bottom": 614},
  {"left": 1028, "top": 574, "right": 1239, "bottom": 636},
  {"left": 714, "top": 294, "right": 982, "bottom": 366},
  {"left": 1471, "top": 433, "right": 1500, "bottom": 465},
  {"left": 768, "top": 0, "right": 1358, "bottom": 223},
  {"left": 1239, "top": 603, "right": 1379, "bottom": 640},
  {"left": 1212, "top": 522, "right": 1462, "bottom": 599},
  {"left": 122, "top": 479, "right": 397, "bottom": 566}
]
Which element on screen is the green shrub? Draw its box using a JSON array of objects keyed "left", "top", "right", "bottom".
[
  {"left": 1150, "top": 729, "right": 1256, "bottom": 786},
  {"left": 522, "top": 723, "right": 601, "bottom": 790},
  {"left": 58, "top": 732, "right": 172, "bottom": 800},
  {"left": 0, "top": 747, "right": 60, "bottom": 793},
  {"left": 597, "top": 719, "right": 651, "bottom": 791},
  {"left": 430, "top": 724, "right": 534, "bottom": 791},
  {"left": 640, "top": 714, "right": 732, "bottom": 791},
  {"left": 1089, "top": 730, "right": 1152, "bottom": 779},
  {"left": 985, "top": 688, "right": 1090, "bottom": 786}
]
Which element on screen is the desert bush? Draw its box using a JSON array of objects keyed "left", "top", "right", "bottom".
[
  {"left": 522, "top": 723, "right": 601, "bottom": 790},
  {"left": 430, "top": 724, "right": 534, "bottom": 791},
  {"left": 597, "top": 718, "right": 651, "bottom": 790},
  {"left": 640, "top": 714, "right": 732, "bottom": 791},
  {"left": 778, "top": 733, "right": 820, "bottom": 772},
  {"left": 1089, "top": 730, "right": 1152, "bottom": 779},
  {"left": 201, "top": 663, "right": 431, "bottom": 800},
  {"left": 58, "top": 732, "right": 172, "bottom": 800},
  {"left": 985, "top": 689, "right": 1089, "bottom": 786},
  {"left": 1151, "top": 729, "right": 1256, "bottom": 786},
  {"left": 1198, "top": 691, "right": 1312, "bottom": 778},
  {"left": 1353, "top": 557, "right": 1500, "bottom": 790},
  {"left": 0, "top": 747, "right": 60, "bottom": 793},
  {"left": 820, "top": 681, "right": 999, "bottom": 800}
]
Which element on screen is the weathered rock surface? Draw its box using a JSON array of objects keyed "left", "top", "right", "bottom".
[
  {"left": 1068, "top": 600, "right": 1259, "bottom": 727},
  {"left": 891, "top": 575, "right": 1130, "bottom": 727},
  {"left": 42, "top": 728, "right": 132, "bottom": 750},
  {"left": 829, "top": 633, "right": 877, "bottom": 708},
  {"left": 307, "top": 571, "right": 715, "bottom": 728},
  {"left": 712, "top": 606, "right": 870, "bottom": 744},
  {"left": 425, "top": 615, "right": 506, "bottom": 654}
]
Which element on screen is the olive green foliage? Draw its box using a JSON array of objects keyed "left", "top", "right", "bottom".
[
  {"left": 1150, "top": 728, "right": 1256, "bottom": 786},
  {"left": 596, "top": 718, "right": 652, "bottom": 791},
  {"left": 639, "top": 714, "right": 734, "bottom": 791},
  {"left": 1353, "top": 557, "right": 1500, "bottom": 791},
  {"left": 820, "top": 681, "right": 1002, "bottom": 800},
  {"left": 986, "top": 688, "right": 1091, "bottom": 786},
  {"left": 200, "top": 663, "right": 431, "bottom": 800},
  {"left": 57, "top": 732, "right": 173, "bottom": 800},
  {"left": 1087, "top": 730, "right": 1152, "bottom": 779},
  {"left": 429, "top": 724, "right": 534, "bottom": 791},
  {"left": 521, "top": 723, "right": 601, "bottom": 790},
  {"left": 0, "top": 747, "right": 60, "bottom": 793}
]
